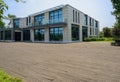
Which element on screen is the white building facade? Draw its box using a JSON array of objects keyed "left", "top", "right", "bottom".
[{"left": 0, "top": 4, "right": 99, "bottom": 43}]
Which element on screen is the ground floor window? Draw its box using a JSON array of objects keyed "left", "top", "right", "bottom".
[
  {"left": 0, "top": 31, "right": 3, "bottom": 40},
  {"left": 34, "top": 29, "right": 44, "bottom": 41},
  {"left": 23, "top": 30, "right": 30, "bottom": 41},
  {"left": 5, "top": 30, "right": 11, "bottom": 40},
  {"left": 49, "top": 27, "right": 63, "bottom": 41},
  {"left": 71, "top": 24, "right": 79, "bottom": 41},
  {"left": 82, "top": 26, "right": 88, "bottom": 41}
]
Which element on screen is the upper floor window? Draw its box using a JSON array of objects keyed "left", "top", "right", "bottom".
[
  {"left": 26, "top": 17, "right": 28, "bottom": 26},
  {"left": 73, "top": 10, "right": 74, "bottom": 22},
  {"left": 13, "top": 19, "right": 19, "bottom": 28},
  {"left": 95, "top": 20, "right": 98, "bottom": 27},
  {"left": 76, "top": 11, "right": 77, "bottom": 23},
  {"left": 28, "top": 16, "right": 31, "bottom": 24},
  {"left": 92, "top": 19, "right": 94, "bottom": 26},
  {"left": 49, "top": 9, "right": 63, "bottom": 24},
  {"left": 89, "top": 17, "right": 92, "bottom": 26},
  {"left": 34, "top": 14, "right": 44, "bottom": 26},
  {"left": 84, "top": 15, "right": 88, "bottom": 25},
  {"left": 78, "top": 12, "right": 80, "bottom": 23}
]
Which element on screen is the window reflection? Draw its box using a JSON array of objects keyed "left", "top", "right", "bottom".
[
  {"left": 13, "top": 19, "right": 19, "bottom": 28},
  {"left": 34, "top": 29, "right": 44, "bottom": 41},
  {"left": 49, "top": 9, "right": 63, "bottom": 24},
  {"left": 49, "top": 27, "right": 63, "bottom": 41},
  {"left": 34, "top": 14, "right": 44, "bottom": 26}
]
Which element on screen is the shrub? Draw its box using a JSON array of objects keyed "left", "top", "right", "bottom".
[{"left": 84, "top": 37, "right": 114, "bottom": 42}]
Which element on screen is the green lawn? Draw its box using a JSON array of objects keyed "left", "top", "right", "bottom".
[{"left": 0, "top": 69, "right": 22, "bottom": 82}]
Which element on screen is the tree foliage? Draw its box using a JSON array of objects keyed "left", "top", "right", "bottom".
[
  {"left": 103, "top": 27, "right": 112, "bottom": 37},
  {"left": 5, "top": 14, "right": 16, "bottom": 20},
  {"left": 0, "top": 0, "right": 25, "bottom": 28},
  {"left": 111, "top": 0, "right": 120, "bottom": 28},
  {"left": 112, "top": 27, "right": 120, "bottom": 38}
]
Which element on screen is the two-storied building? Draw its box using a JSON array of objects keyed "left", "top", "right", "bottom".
[{"left": 0, "top": 4, "right": 99, "bottom": 43}]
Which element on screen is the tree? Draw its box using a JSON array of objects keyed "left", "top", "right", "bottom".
[
  {"left": 5, "top": 14, "right": 16, "bottom": 27},
  {"left": 100, "top": 31, "right": 104, "bottom": 38},
  {"left": 0, "top": 0, "right": 25, "bottom": 28},
  {"left": 111, "top": 0, "right": 120, "bottom": 28},
  {"left": 103, "top": 27, "right": 112, "bottom": 37},
  {"left": 111, "top": 0, "right": 120, "bottom": 39},
  {"left": 112, "top": 27, "right": 120, "bottom": 38},
  {"left": 0, "top": 0, "right": 8, "bottom": 28},
  {"left": 6, "top": 14, "right": 16, "bottom": 20}
]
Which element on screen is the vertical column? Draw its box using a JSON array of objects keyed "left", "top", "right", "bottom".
[
  {"left": 44, "top": 12, "right": 49, "bottom": 42},
  {"left": 30, "top": 29, "right": 34, "bottom": 42},
  {"left": 10, "top": 19, "right": 14, "bottom": 28},
  {"left": 45, "top": 27, "right": 49, "bottom": 42},
  {"left": 79, "top": 13, "right": 84, "bottom": 42},
  {"left": 63, "top": 24, "right": 71, "bottom": 43},
  {"left": 21, "top": 30, "right": 23, "bottom": 41},
  {"left": 11, "top": 29, "right": 15, "bottom": 41},
  {"left": 45, "top": 12, "right": 49, "bottom": 24},
  {"left": 31, "top": 16, "right": 34, "bottom": 26},
  {"left": 63, "top": 6, "right": 72, "bottom": 43},
  {"left": 87, "top": 17, "right": 90, "bottom": 37},
  {"left": 79, "top": 25, "right": 83, "bottom": 42}
]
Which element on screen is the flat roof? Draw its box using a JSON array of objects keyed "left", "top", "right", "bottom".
[{"left": 29, "top": 5, "right": 65, "bottom": 16}]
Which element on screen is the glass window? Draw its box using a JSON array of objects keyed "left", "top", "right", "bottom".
[
  {"left": 34, "top": 14, "right": 44, "bottom": 26},
  {"left": 26, "top": 17, "right": 28, "bottom": 26},
  {"left": 92, "top": 19, "right": 94, "bottom": 26},
  {"left": 0, "top": 31, "right": 3, "bottom": 40},
  {"left": 76, "top": 11, "right": 77, "bottom": 23},
  {"left": 49, "top": 9, "right": 63, "bottom": 24},
  {"left": 34, "top": 29, "right": 44, "bottom": 41},
  {"left": 13, "top": 19, "right": 19, "bottom": 28},
  {"left": 71, "top": 24, "right": 79, "bottom": 41},
  {"left": 78, "top": 12, "right": 80, "bottom": 23},
  {"left": 82, "top": 26, "right": 88, "bottom": 41},
  {"left": 84, "top": 15, "right": 88, "bottom": 25},
  {"left": 49, "top": 27, "right": 63, "bottom": 41},
  {"left": 23, "top": 30, "right": 30, "bottom": 41},
  {"left": 95, "top": 20, "right": 98, "bottom": 27},
  {"left": 73, "top": 10, "right": 74, "bottom": 22},
  {"left": 89, "top": 17, "right": 92, "bottom": 26},
  {"left": 28, "top": 16, "right": 31, "bottom": 23},
  {"left": 5, "top": 30, "right": 11, "bottom": 40}
]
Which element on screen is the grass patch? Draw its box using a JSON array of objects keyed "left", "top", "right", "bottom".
[{"left": 0, "top": 69, "right": 22, "bottom": 82}]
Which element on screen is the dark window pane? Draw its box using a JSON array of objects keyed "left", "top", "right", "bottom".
[
  {"left": 23, "top": 30, "right": 30, "bottom": 41},
  {"left": 5, "top": 30, "right": 11, "bottom": 40},
  {"left": 49, "top": 9, "right": 63, "bottom": 24},
  {"left": 49, "top": 27, "right": 63, "bottom": 41},
  {"left": 84, "top": 15, "right": 88, "bottom": 25},
  {"left": 71, "top": 24, "right": 79, "bottom": 41},
  {"left": 34, "top": 29, "right": 44, "bottom": 41},
  {"left": 0, "top": 31, "right": 3, "bottom": 40},
  {"left": 34, "top": 14, "right": 44, "bottom": 26},
  {"left": 13, "top": 19, "right": 19, "bottom": 28}
]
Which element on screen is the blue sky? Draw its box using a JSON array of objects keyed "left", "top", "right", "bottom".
[{"left": 4, "top": 0, "right": 115, "bottom": 31}]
